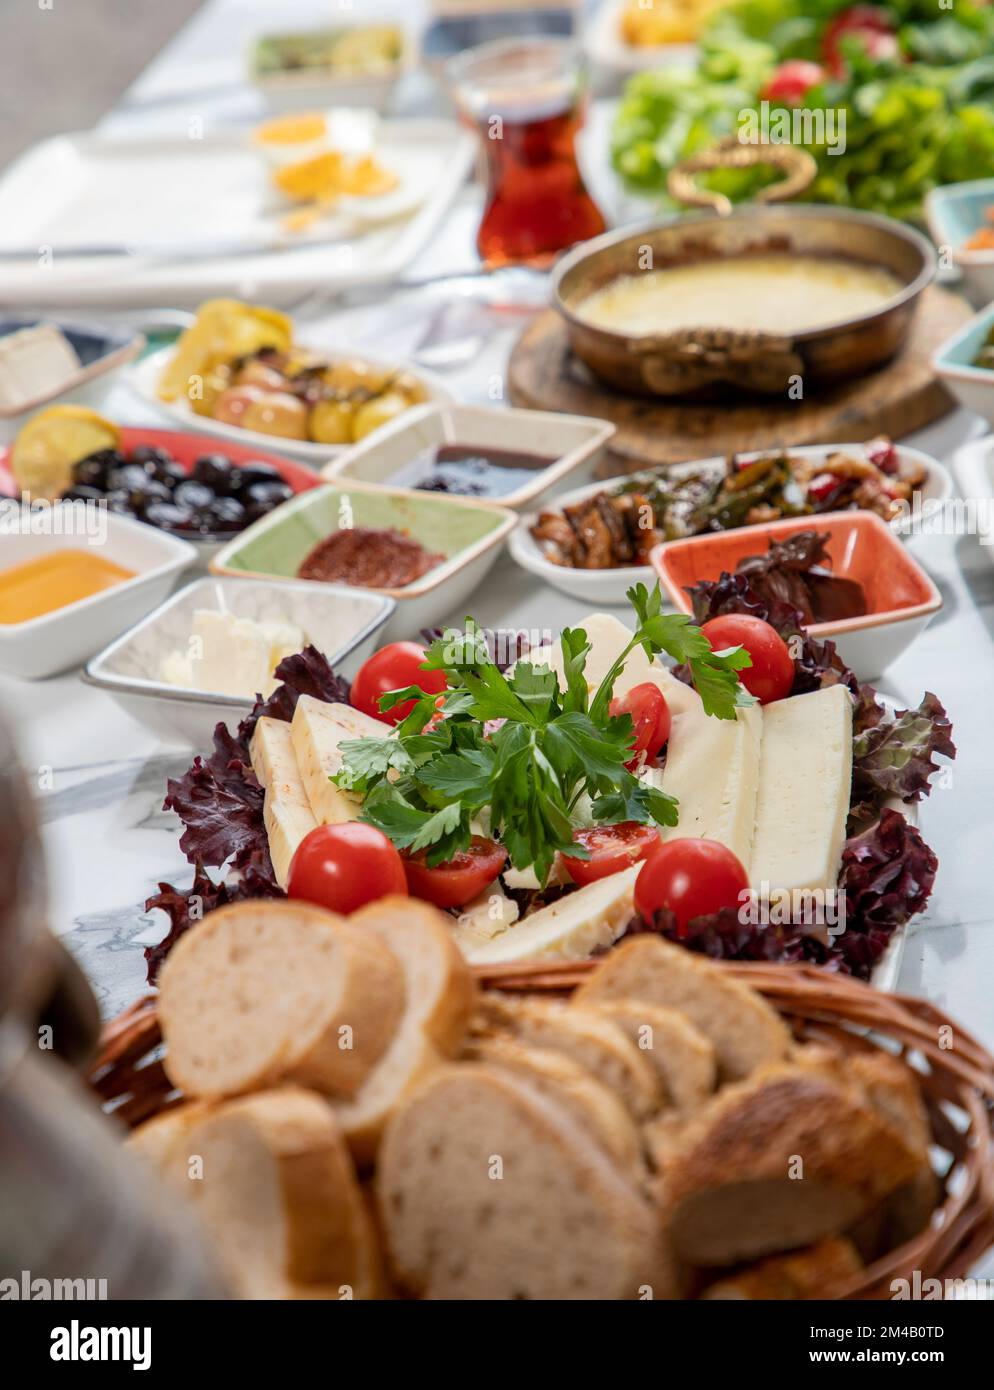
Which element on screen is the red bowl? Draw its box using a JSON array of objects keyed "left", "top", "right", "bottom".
[{"left": 0, "top": 425, "right": 322, "bottom": 544}]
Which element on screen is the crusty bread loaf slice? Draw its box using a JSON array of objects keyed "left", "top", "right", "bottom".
[
  {"left": 660, "top": 1062, "right": 923, "bottom": 1266},
  {"left": 699, "top": 1237, "right": 863, "bottom": 1300},
  {"left": 378, "top": 1064, "right": 676, "bottom": 1300},
  {"left": 573, "top": 935, "right": 790, "bottom": 1081},
  {"left": 127, "top": 1100, "right": 215, "bottom": 1167},
  {"left": 158, "top": 900, "right": 406, "bottom": 1101},
  {"left": 477, "top": 994, "right": 662, "bottom": 1120},
  {"left": 130, "top": 1087, "right": 375, "bottom": 1299},
  {"left": 463, "top": 1034, "right": 644, "bottom": 1176},
  {"left": 582, "top": 1000, "right": 717, "bottom": 1111},
  {"left": 331, "top": 897, "right": 476, "bottom": 1168}
]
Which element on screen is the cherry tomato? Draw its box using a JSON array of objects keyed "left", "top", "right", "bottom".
[
  {"left": 865, "top": 436, "right": 899, "bottom": 475},
  {"left": 634, "top": 837, "right": 749, "bottom": 933},
  {"left": 287, "top": 822, "right": 407, "bottom": 915},
  {"left": 822, "top": 6, "right": 898, "bottom": 77},
  {"left": 350, "top": 642, "right": 447, "bottom": 724},
  {"left": 403, "top": 836, "right": 508, "bottom": 910},
  {"left": 701, "top": 614, "right": 794, "bottom": 706},
  {"left": 761, "top": 59, "right": 826, "bottom": 105},
  {"left": 561, "top": 822, "right": 663, "bottom": 887},
  {"left": 807, "top": 471, "right": 844, "bottom": 506},
  {"left": 610, "top": 681, "right": 672, "bottom": 771}
]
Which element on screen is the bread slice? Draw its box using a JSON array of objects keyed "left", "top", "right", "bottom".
[
  {"left": 378, "top": 1064, "right": 676, "bottom": 1299},
  {"left": 660, "top": 1062, "right": 923, "bottom": 1266},
  {"left": 582, "top": 1000, "right": 717, "bottom": 1111},
  {"left": 158, "top": 900, "right": 406, "bottom": 1101},
  {"left": 463, "top": 1034, "right": 644, "bottom": 1176},
  {"left": 478, "top": 994, "right": 662, "bottom": 1120},
  {"left": 700, "top": 1237, "right": 863, "bottom": 1300},
  {"left": 573, "top": 935, "right": 790, "bottom": 1081},
  {"left": 127, "top": 1100, "right": 214, "bottom": 1166},
  {"left": 331, "top": 897, "right": 477, "bottom": 1168},
  {"left": 130, "top": 1087, "right": 376, "bottom": 1299}
]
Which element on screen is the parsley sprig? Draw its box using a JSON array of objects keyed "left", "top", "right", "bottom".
[{"left": 333, "top": 583, "right": 752, "bottom": 883}]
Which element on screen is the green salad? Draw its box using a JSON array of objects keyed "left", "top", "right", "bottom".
[{"left": 612, "top": 0, "right": 994, "bottom": 220}]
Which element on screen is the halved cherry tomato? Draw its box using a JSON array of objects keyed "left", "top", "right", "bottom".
[
  {"left": 822, "top": 5, "right": 898, "bottom": 77},
  {"left": 350, "top": 641, "right": 447, "bottom": 724},
  {"left": 288, "top": 822, "right": 407, "bottom": 914},
  {"left": 701, "top": 614, "right": 794, "bottom": 705},
  {"left": 403, "top": 835, "right": 508, "bottom": 909},
  {"left": 807, "top": 471, "right": 843, "bottom": 506},
  {"left": 561, "top": 822, "right": 662, "bottom": 887},
  {"left": 610, "top": 681, "right": 672, "bottom": 771},
  {"left": 761, "top": 59, "right": 826, "bottom": 105},
  {"left": 634, "top": 837, "right": 749, "bottom": 934}
]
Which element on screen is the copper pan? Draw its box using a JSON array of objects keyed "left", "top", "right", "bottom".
[{"left": 551, "top": 140, "right": 936, "bottom": 398}]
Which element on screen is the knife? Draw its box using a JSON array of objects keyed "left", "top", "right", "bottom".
[{"left": 0, "top": 234, "right": 352, "bottom": 264}]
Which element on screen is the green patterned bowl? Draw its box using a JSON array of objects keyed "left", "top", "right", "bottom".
[{"left": 209, "top": 480, "right": 516, "bottom": 637}]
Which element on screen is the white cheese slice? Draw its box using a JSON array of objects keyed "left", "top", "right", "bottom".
[
  {"left": 464, "top": 865, "right": 640, "bottom": 964},
  {"left": 290, "top": 696, "right": 390, "bottom": 826},
  {"left": 658, "top": 698, "right": 764, "bottom": 870},
  {"left": 450, "top": 883, "right": 520, "bottom": 954},
  {"left": 249, "top": 716, "right": 317, "bottom": 888},
  {"left": 0, "top": 323, "right": 80, "bottom": 408},
  {"left": 749, "top": 685, "right": 853, "bottom": 898}
]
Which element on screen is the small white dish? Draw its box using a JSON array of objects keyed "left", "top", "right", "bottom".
[
  {"left": 0, "top": 505, "right": 195, "bottom": 679},
  {"left": 931, "top": 301, "right": 994, "bottom": 427},
  {"left": 925, "top": 179, "right": 994, "bottom": 308},
  {"left": 0, "top": 315, "right": 144, "bottom": 444},
  {"left": 209, "top": 480, "right": 517, "bottom": 639},
  {"left": 322, "top": 402, "right": 615, "bottom": 511},
  {"left": 248, "top": 29, "right": 416, "bottom": 115},
  {"left": 510, "top": 443, "right": 952, "bottom": 606},
  {"left": 129, "top": 345, "right": 455, "bottom": 465},
  {"left": 949, "top": 435, "right": 994, "bottom": 555},
  {"left": 583, "top": 0, "right": 696, "bottom": 77},
  {"left": 82, "top": 575, "right": 395, "bottom": 747}
]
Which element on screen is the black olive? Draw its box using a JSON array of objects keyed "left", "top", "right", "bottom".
[
  {"left": 151, "top": 458, "right": 188, "bottom": 488},
  {"left": 131, "top": 479, "right": 173, "bottom": 512},
  {"left": 103, "top": 489, "right": 134, "bottom": 514},
  {"left": 232, "top": 461, "right": 282, "bottom": 492},
  {"left": 73, "top": 455, "right": 113, "bottom": 489},
  {"left": 143, "top": 501, "right": 195, "bottom": 530},
  {"left": 205, "top": 496, "right": 247, "bottom": 531},
  {"left": 83, "top": 447, "right": 125, "bottom": 468},
  {"left": 60, "top": 484, "right": 105, "bottom": 504},
  {"left": 172, "top": 479, "right": 214, "bottom": 510},
  {"left": 131, "top": 444, "right": 174, "bottom": 467},
  {"left": 107, "top": 463, "right": 157, "bottom": 496},
  {"left": 192, "top": 453, "right": 237, "bottom": 493},
  {"left": 242, "top": 479, "right": 293, "bottom": 518}
]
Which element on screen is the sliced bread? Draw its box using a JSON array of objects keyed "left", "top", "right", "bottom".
[
  {"left": 158, "top": 900, "right": 406, "bottom": 1101},
  {"left": 331, "top": 897, "right": 477, "bottom": 1168},
  {"left": 699, "top": 1237, "right": 863, "bottom": 1300},
  {"left": 463, "top": 1034, "right": 644, "bottom": 1176},
  {"left": 660, "top": 1062, "right": 923, "bottom": 1266},
  {"left": 478, "top": 994, "right": 662, "bottom": 1120},
  {"left": 582, "top": 999, "right": 717, "bottom": 1111},
  {"left": 130, "top": 1087, "right": 375, "bottom": 1299},
  {"left": 573, "top": 934, "right": 790, "bottom": 1081},
  {"left": 378, "top": 1063, "right": 676, "bottom": 1300}
]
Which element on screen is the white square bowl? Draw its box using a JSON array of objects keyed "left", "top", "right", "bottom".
[
  {"left": 82, "top": 575, "right": 396, "bottom": 747},
  {"left": 0, "top": 504, "right": 196, "bottom": 679},
  {"left": 321, "top": 403, "right": 616, "bottom": 511},
  {"left": 931, "top": 301, "right": 994, "bottom": 427}
]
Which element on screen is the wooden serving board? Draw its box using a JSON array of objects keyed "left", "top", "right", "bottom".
[{"left": 507, "top": 285, "right": 972, "bottom": 473}]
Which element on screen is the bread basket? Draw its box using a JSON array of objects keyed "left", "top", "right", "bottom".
[{"left": 89, "top": 961, "right": 994, "bottom": 1301}]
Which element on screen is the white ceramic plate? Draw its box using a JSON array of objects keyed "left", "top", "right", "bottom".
[
  {"left": 510, "top": 443, "right": 952, "bottom": 606},
  {"left": 583, "top": 0, "right": 697, "bottom": 76},
  {"left": 129, "top": 345, "right": 456, "bottom": 465},
  {"left": 82, "top": 575, "right": 395, "bottom": 747},
  {"left": 322, "top": 402, "right": 616, "bottom": 510},
  {"left": 0, "top": 123, "right": 477, "bottom": 309}
]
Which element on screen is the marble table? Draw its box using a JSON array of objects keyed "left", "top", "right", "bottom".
[{"left": 4, "top": 0, "right": 993, "bottom": 1278}]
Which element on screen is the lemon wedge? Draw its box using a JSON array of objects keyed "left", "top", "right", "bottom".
[{"left": 10, "top": 405, "right": 120, "bottom": 501}]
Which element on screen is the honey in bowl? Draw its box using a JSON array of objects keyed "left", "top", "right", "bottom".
[{"left": 0, "top": 550, "right": 135, "bottom": 625}]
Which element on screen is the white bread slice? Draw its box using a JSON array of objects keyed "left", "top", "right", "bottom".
[
  {"left": 158, "top": 900, "right": 406, "bottom": 1101},
  {"left": 331, "top": 896, "right": 476, "bottom": 1168},
  {"left": 126, "top": 1100, "right": 215, "bottom": 1167},
  {"left": 660, "top": 1062, "right": 923, "bottom": 1266},
  {"left": 463, "top": 1034, "right": 644, "bottom": 1177},
  {"left": 479, "top": 994, "right": 662, "bottom": 1120},
  {"left": 130, "top": 1087, "right": 376, "bottom": 1299},
  {"left": 582, "top": 999, "right": 717, "bottom": 1111},
  {"left": 463, "top": 865, "right": 640, "bottom": 964},
  {"left": 378, "top": 1063, "right": 676, "bottom": 1299},
  {"left": 700, "top": 1237, "right": 862, "bottom": 1300},
  {"left": 574, "top": 934, "right": 790, "bottom": 1081}
]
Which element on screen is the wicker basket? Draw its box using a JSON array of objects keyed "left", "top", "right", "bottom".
[{"left": 89, "top": 961, "right": 994, "bottom": 1301}]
